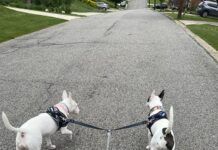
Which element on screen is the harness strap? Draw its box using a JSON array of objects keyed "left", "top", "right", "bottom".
[
  {"left": 46, "top": 106, "right": 68, "bottom": 130},
  {"left": 147, "top": 111, "right": 167, "bottom": 136}
]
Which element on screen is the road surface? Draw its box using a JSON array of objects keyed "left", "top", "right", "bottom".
[{"left": 0, "top": 0, "right": 217, "bottom": 149}]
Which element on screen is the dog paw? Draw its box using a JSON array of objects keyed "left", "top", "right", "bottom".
[
  {"left": 48, "top": 145, "right": 56, "bottom": 149},
  {"left": 146, "top": 145, "right": 150, "bottom": 149}
]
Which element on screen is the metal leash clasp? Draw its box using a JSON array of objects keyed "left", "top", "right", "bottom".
[{"left": 106, "top": 129, "right": 112, "bottom": 150}]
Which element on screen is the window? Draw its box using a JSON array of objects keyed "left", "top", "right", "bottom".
[{"left": 208, "top": 3, "right": 218, "bottom": 8}]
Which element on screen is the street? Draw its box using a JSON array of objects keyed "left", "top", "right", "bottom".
[{"left": 0, "top": 0, "right": 217, "bottom": 149}]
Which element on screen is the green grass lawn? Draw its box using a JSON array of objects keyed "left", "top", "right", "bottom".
[
  {"left": 71, "top": 0, "right": 96, "bottom": 12},
  {"left": 70, "top": 0, "right": 115, "bottom": 12},
  {"left": 147, "top": 0, "right": 159, "bottom": 4},
  {"left": 165, "top": 12, "right": 218, "bottom": 22},
  {"left": 0, "top": 6, "right": 65, "bottom": 43},
  {"left": 187, "top": 24, "right": 218, "bottom": 51},
  {"left": 71, "top": 0, "right": 115, "bottom": 12}
]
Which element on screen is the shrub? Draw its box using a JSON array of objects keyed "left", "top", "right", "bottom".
[
  {"left": 0, "top": 0, "right": 74, "bottom": 14},
  {"left": 84, "top": 0, "right": 97, "bottom": 8}
]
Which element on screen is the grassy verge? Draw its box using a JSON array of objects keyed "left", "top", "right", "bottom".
[
  {"left": 165, "top": 12, "right": 218, "bottom": 22},
  {"left": 147, "top": 0, "right": 169, "bottom": 4},
  {"left": 71, "top": 0, "right": 96, "bottom": 12},
  {"left": 187, "top": 24, "right": 218, "bottom": 51},
  {"left": 0, "top": 6, "right": 65, "bottom": 43},
  {"left": 147, "top": 0, "right": 159, "bottom": 4},
  {"left": 1, "top": 0, "right": 115, "bottom": 13}
]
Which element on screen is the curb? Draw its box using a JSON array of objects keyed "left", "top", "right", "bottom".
[
  {"left": 175, "top": 20, "right": 218, "bottom": 63},
  {"left": 6, "top": 6, "right": 81, "bottom": 20},
  {"left": 163, "top": 13, "right": 218, "bottom": 63}
]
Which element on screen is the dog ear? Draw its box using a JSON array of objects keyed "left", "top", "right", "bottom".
[
  {"left": 149, "top": 90, "right": 156, "bottom": 100},
  {"left": 147, "top": 96, "right": 151, "bottom": 102},
  {"left": 151, "top": 90, "right": 155, "bottom": 96},
  {"left": 159, "top": 90, "right": 165, "bottom": 100},
  {"left": 152, "top": 90, "right": 155, "bottom": 95},
  {"left": 62, "top": 90, "right": 68, "bottom": 100}
]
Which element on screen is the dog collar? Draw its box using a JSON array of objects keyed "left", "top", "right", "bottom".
[
  {"left": 55, "top": 103, "right": 69, "bottom": 115},
  {"left": 149, "top": 106, "right": 162, "bottom": 116}
]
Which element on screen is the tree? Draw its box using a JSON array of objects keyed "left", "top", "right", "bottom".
[
  {"left": 159, "top": 0, "right": 165, "bottom": 4},
  {"left": 178, "top": 0, "right": 185, "bottom": 19}
]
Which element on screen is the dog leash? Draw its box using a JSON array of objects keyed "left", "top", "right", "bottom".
[
  {"left": 66, "top": 119, "right": 148, "bottom": 131},
  {"left": 66, "top": 119, "right": 148, "bottom": 150},
  {"left": 112, "top": 120, "right": 148, "bottom": 131},
  {"left": 105, "top": 120, "right": 148, "bottom": 150},
  {"left": 47, "top": 106, "right": 148, "bottom": 150},
  {"left": 66, "top": 119, "right": 108, "bottom": 131}
]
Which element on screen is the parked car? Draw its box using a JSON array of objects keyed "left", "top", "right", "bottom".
[
  {"left": 96, "top": 2, "right": 109, "bottom": 11},
  {"left": 153, "top": 3, "right": 168, "bottom": 9},
  {"left": 197, "top": 1, "right": 218, "bottom": 17},
  {"left": 120, "top": 0, "right": 128, "bottom": 7}
]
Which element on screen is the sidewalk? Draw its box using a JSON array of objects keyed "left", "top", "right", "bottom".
[
  {"left": 6, "top": 6, "right": 103, "bottom": 20},
  {"left": 180, "top": 20, "right": 218, "bottom": 26}
]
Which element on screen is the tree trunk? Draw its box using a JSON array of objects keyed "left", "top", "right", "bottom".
[
  {"left": 26, "top": 0, "right": 31, "bottom": 4},
  {"left": 168, "top": 0, "right": 172, "bottom": 9},
  {"left": 178, "top": 0, "right": 185, "bottom": 19}
]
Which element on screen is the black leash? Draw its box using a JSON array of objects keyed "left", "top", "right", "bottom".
[
  {"left": 47, "top": 106, "right": 148, "bottom": 132},
  {"left": 112, "top": 120, "right": 148, "bottom": 131},
  {"left": 47, "top": 105, "right": 149, "bottom": 150},
  {"left": 66, "top": 119, "right": 109, "bottom": 131},
  {"left": 64, "top": 119, "right": 148, "bottom": 132},
  {"left": 66, "top": 119, "right": 148, "bottom": 150},
  {"left": 66, "top": 119, "right": 148, "bottom": 132}
]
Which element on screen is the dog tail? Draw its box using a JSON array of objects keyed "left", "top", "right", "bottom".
[
  {"left": 166, "top": 106, "right": 173, "bottom": 134},
  {"left": 2, "top": 112, "right": 22, "bottom": 133}
]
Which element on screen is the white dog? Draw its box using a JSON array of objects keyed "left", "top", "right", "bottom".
[
  {"left": 2, "top": 90, "right": 79, "bottom": 150},
  {"left": 146, "top": 90, "right": 175, "bottom": 150}
]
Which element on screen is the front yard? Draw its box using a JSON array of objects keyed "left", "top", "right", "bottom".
[
  {"left": 163, "top": 12, "right": 218, "bottom": 51},
  {"left": 0, "top": 6, "right": 65, "bottom": 43},
  {"left": 187, "top": 24, "right": 218, "bottom": 51},
  {"left": 165, "top": 12, "right": 218, "bottom": 22}
]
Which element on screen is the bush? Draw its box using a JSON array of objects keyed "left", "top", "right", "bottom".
[
  {"left": 0, "top": 0, "right": 74, "bottom": 14},
  {"left": 0, "top": 0, "right": 10, "bottom": 5},
  {"left": 84, "top": 0, "right": 97, "bottom": 8}
]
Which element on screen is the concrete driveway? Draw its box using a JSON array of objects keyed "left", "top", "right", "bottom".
[{"left": 0, "top": 0, "right": 217, "bottom": 149}]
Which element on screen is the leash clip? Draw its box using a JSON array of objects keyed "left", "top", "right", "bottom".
[{"left": 106, "top": 129, "right": 112, "bottom": 150}]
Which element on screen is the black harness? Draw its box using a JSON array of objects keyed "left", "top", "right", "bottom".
[
  {"left": 46, "top": 106, "right": 69, "bottom": 130},
  {"left": 147, "top": 111, "right": 168, "bottom": 136}
]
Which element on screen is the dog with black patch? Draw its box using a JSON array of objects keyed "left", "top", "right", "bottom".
[{"left": 146, "top": 90, "right": 175, "bottom": 150}]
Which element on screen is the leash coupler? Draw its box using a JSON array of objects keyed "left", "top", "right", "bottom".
[{"left": 106, "top": 130, "right": 111, "bottom": 150}]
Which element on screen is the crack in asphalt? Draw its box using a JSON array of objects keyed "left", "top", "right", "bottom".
[
  {"left": 0, "top": 78, "right": 56, "bottom": 110},
  {"left": 39, "top": 41, "right": 103, "bottom": 46},
  {"left": 37, "top": 81, "right": 55, "bottom": 110},
  {"left": 0, "top": 30, "right": 64, "bottom": 55},
  {"left": 104, "top": 20, "right": 119, "bottom": 37},
  {"left": 0, "top": 41, "right": 107, "bottom": 55}
]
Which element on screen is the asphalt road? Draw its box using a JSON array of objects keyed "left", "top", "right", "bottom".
[{"left": 0, "top": 0, "right": 217, "bottom": 149}]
